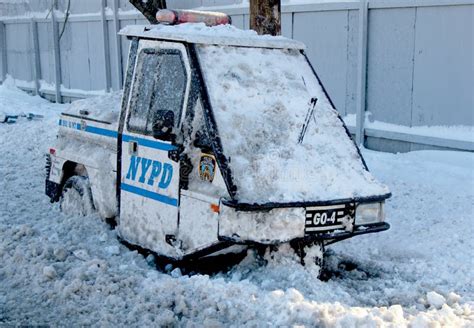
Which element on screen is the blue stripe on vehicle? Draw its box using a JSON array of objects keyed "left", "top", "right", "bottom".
[
  {"left": 59, "top": 119, "right": 81, "bottom": 130},
  {"left": 58, "top": 119, "right": 176, "bottom": 151},
  {"left": 121, "top": 182, "right": 178, "bottom": 207},
  {"left": 85, "top": 125, "right": 118, "bottom": 138},
  {"left": 122, "top": 134, "right": 176, "bottom": 151}
]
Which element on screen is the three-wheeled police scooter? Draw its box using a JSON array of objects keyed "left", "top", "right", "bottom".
[{"left": 45, "top": 10, "right": 391, "bottom": 276}]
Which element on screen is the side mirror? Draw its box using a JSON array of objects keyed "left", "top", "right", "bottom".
[{"left": 152, "top": 110, "right": 175, "bottom": 140}]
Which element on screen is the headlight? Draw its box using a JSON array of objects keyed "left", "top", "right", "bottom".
[{"left": 355, "top": 202, "right": 385, "bottom": 225}]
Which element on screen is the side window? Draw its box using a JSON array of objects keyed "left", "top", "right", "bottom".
[
  {"left": 127, "top": 50, "right": 158, "bottom": 133},
  {"left": 127, "top": 48, "right": 187, "bottom": 135}
]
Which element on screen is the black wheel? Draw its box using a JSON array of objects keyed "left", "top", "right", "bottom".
[
  {"left": 291, "top": 240, "right": 325, "bottom": 278},
  {"left": 59, "top": 176, "right": 94, "bottom": 216}
]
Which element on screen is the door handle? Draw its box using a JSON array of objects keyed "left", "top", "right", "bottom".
[{"left": 128, "top": 141, "right": 138, "bottom": 155}]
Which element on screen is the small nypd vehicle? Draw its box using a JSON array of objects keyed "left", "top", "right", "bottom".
[{"left": 45, "top": 11, "right": 391, "bottom": 275}]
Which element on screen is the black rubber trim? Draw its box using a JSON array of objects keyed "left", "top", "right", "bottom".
[
  {"left": 61, "top": 112, "right": 112, "bottom": 125},
  {"left": 181, "top": 241, "right": 235, "bottom": 262},
  {"left": 125, "top": 48, "right": 187, "bottom": 136},
  {"left": 188, "top": 44, "right": 238, "bottom": 198},
  {"left": 221, "top": 193, "right": 391, "bottom": 211},
  {"left": 319, "top": 222, "right": 390, "bottom": 245},
  {"left": 218, "top": 222, "right": 390, "bottom": 246},
  {"left": 45, "top": 180, "right": 61, "bottom": 202},
  {"left": 120, "top": 236, "right": 233, "bottom": 262},
  {"left": 116, "top": 37, "right": 139, "bottom": 218}
]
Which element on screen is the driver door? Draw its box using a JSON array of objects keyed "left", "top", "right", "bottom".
[{"left": 119, "top": 40, "right": 190, "bottom": 256}]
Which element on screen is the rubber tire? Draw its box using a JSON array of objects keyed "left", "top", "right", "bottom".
[
  {"left": 292, "top": 240, "right": 325, "bottom": 279},
  {"left": 303, "top": 241, "right": 324, "bottom": 278},
  {"left": 59, "top": 176, "right": 94, "bottom": 216}
]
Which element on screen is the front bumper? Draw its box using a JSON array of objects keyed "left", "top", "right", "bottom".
[
  {"left": 299, "top": 222, "right": 390, "bottom": 246},
  {"left": 218, "top": 201, "right": 390, "bottom": 246},
  {"left": 218, "top": 205, "right": 306, "bottom": 244}
]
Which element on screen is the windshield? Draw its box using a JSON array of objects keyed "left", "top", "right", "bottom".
[{"left": 197, "top": 45, "right": 388, "bottom": 204}]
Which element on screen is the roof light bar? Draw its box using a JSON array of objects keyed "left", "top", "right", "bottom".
[{"left": 156, "top": 9, "right": 232, "bottom": 27}]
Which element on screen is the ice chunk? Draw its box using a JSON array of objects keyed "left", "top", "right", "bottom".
[
  {"left": 427, "top": 291, "right": 446, "bottom": 309},
  {"left": 73, "top": 249, "right": 89, "bottom": 261},
  {"left": 105, "top": 245, "right": 120, "bottom": 256},
  {"left": 42, "top": 266, "right": 57, "bottom": 280}
]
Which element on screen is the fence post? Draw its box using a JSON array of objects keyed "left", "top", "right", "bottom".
[
  {"left": 112, "top": 0, "right": 123, "bottom": 89},
  {"left": 355, "top": 0, "right": 369, "bottom": 146},
  {"left": 101, "top": 0, "right": 112, "bottom": 92},
  {"left": 51, "top": 5, "right": 62, "bottom": 103},
  {"left": 0, "top": 22, "right": 7, "bottom": 83},
  {"left": 31, "top": 20, "right": 41, "bottom": 96}
]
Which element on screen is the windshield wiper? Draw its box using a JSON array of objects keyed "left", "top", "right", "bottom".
[{"left": 297, "top": 97, "right": 318, "bottom": 144}]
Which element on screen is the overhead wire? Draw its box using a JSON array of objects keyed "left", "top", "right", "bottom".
[{"left": 45, "top": 0, "right": 71, "bottom": 41}]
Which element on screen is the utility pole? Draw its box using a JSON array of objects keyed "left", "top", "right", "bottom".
[
  {"left": 129, "top": 0, "right": 167, "bottom": 24},
  {"left": 250, "top": 0, "right": 281, "bottom": 36}
]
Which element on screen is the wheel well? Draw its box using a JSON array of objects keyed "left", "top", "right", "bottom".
[{"left": 61, "top": 161, "right": 88, "bottom": 187}]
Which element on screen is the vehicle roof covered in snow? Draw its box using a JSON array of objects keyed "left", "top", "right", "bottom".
[{"left": 119, "top": 23, "right": 306, "bottom": 50}]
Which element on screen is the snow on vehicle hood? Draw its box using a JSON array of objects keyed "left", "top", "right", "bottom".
[
  {"left": 63, "top": 91, "right": 122, "bottom": 125},
  {"left": 197, "top": 45, "right": 389, "bottom": 204},
  {"left": 120, "top": 23, "right": 305, "bottom": 50}
]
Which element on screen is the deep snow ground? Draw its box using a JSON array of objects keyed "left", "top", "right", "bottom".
[{"left": 0, "top": 81, "right": 473, "bottom": 326}]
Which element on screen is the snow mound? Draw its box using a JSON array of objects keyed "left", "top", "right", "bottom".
[
  {"left": 0, "top": 75, "right": 64, "bottom": 117},
  {"left": 63, "top": 91, "right": 122, "bottom": 125}
]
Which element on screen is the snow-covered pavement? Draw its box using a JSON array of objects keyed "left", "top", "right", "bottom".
[{"left": 1, "top": 81, "right": 473, "bottom": 326}]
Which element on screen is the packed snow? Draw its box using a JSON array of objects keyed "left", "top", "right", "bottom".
[
  {"left": 63, "top": 91, "right": 122, "bottom": 125},
  {"left": 1, "top": 81, "right": 473, "bottom": 326},
  {"left": 120, "top": 23, "right": 305, "bottom": 50},
  {"left": 198, "top": 45, "right": 388, "bottom": 203},
  {"left": 343, "top": 113, "right": 474, "bottom": 143}
]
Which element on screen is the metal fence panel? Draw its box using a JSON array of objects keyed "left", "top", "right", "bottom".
[
  {"left": 230, "top": 15, "right": 244, "bottom": 29},
  {"left": 345, "top": 9, "right": 359, "bottom": 117},
  {"left": 412, "top": 5, "right": 474, "bottom": 126},
  {"left": 366, "top": 7, "right": 416, "bottom": 126},
  {"left": 0, "top": 22, "right": 6, "bottom": 82},
  {"left": 119, "top": 19, "right": 133, "bottom": 75},
  {"left": 293, "top": 10, "right": 349, "bottom": 115},
  {"left": 68, "top": 21, "right": 91, "bottom": 90},
  {"left": 59, "top": 22, "right": 72, "bottom": 89},
  {"left": 281, "top": 13, "right": 292, "bottom": 38},
  {"left": 5, "top": 23, "right": 33, "bottom": 82},
  {"left": 37, "top": 22, "right": 54, "bottom": 84},
  {"left": 87, "top": 20, "right": 107, "bottom": 90},
  {"left": 107, "top": 19, "right": 120, "bottom": 90}
]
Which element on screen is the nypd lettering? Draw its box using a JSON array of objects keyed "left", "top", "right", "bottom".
[
  {"left": 59, "top": 119, "right": 81, "bottom": 130},
  {"left": 125, "top": 155, "right": 173, "bottom": 189}
]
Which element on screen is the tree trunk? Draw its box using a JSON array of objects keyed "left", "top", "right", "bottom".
[
  {"left": 249, "top": 0, "right": 281, "bottom": 36},
  {"left": 129, "top": 0, "right": 167, "bottom": 24}
]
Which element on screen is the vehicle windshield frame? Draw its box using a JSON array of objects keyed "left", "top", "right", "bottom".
[{"left": 192, "top": 43, "right": 389, "bottom": 207}]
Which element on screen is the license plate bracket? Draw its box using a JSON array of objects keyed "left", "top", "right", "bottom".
[{"left": 305, "top": 203, "right": 355, "bottom": 234}]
